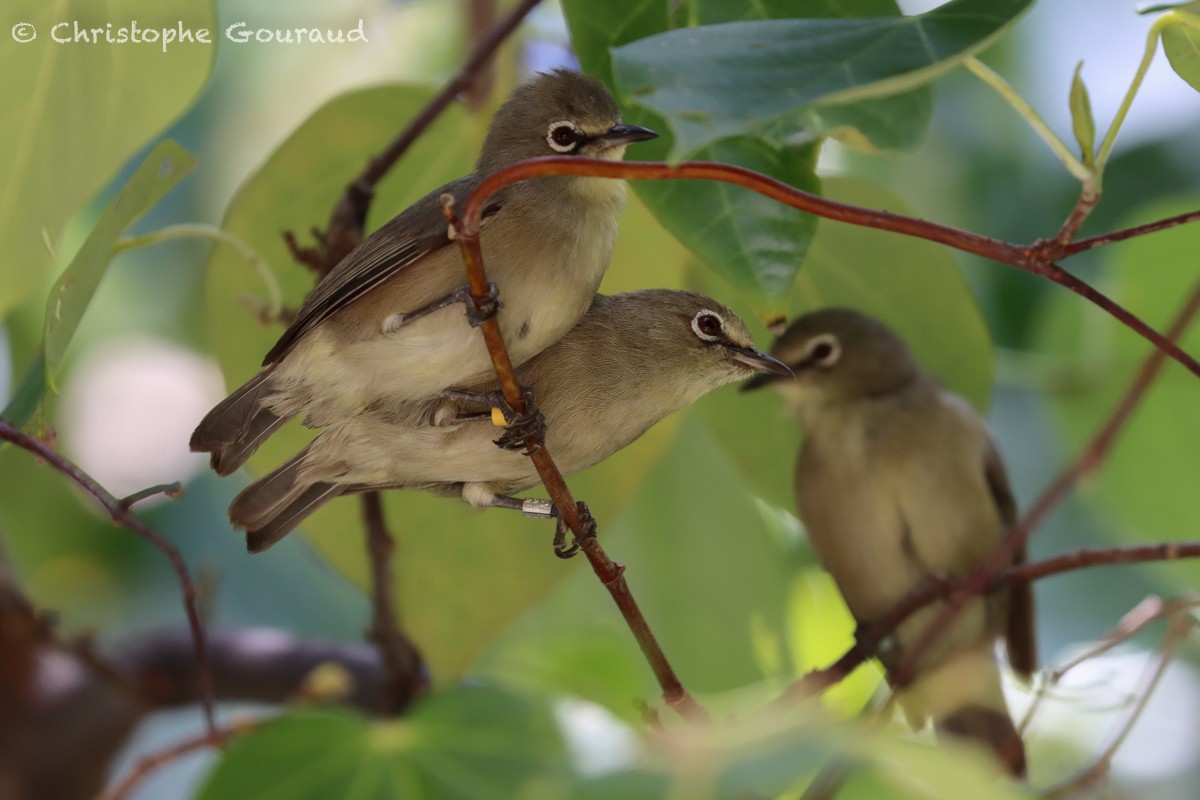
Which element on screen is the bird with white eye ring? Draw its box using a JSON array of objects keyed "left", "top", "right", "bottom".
[
  {"left": 191, "top": 69, "right": 658, "bottom": 478},
  {"left": 227, "top": 290, "right": 793, "bottom": 553},
  {"left": 743, "top": 307, "right": 1036, "bottom": 778}
]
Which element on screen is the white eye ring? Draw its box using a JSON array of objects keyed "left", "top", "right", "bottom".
[
  {"left": 691, "top": 309, "right": 725, "bottom": 341},
  {"left": 805, "top": 333, "right": 841, "bottom": 367},
  {"left": 546, "top": 120, "right": 581, "bottom": 152}
]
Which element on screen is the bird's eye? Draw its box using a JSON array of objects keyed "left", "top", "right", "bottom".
[
  {"left": 546, "top": 121, "right": 580, "bottom": 152},
  {"left": 806, "top": 334, "right": 841, "bottom": 366},
  {"left": 691, "top": 310, "right": 725, "bottom": 341}
]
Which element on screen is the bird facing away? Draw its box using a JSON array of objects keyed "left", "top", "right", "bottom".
[
  {"left": 744, "top": 308, "right": 1036, "bottom": 777},
  {"left": 230, "top": 290, "right": 793, "bottom": 553},
  {"left": 190, "top": 69, "right": 657, "bottom": 475}
]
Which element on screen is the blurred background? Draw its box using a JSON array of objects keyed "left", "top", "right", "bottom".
[{"left": 2, "top": 0, "right": 1199, "bottom": 797}]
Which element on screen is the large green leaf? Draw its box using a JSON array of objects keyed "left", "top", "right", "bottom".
[
  {"left": 692, "top": 177, "right": 995, "bottom": 510},
  {"left": 196, "top": 686, "right": 569, "bottom": 800},
  {"left": 1163, "top": 17, "right": 1200, "bottom": 93},
  {"left": 203, "top": 85, "right": 693, "bottom": 680},
  {"left": 611, "top": 0, "right": 1032, "bottom": 159},
  {"left": 1035, "top": 196, "right": 1200, "bottom": 587},
  {"left": 566, "top": 0, "right": 931, "bottom": 313},
  {"left": 0, "top": 0, "right": 214, "bottom": 317},
  {"left": 43, "top": 141, "right": 196, "bottom": 388}
]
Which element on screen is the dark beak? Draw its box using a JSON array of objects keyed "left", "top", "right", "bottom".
[
  {"left": 727, "top": 345, "right": 793, "bottom": 386},
  {"left": 598, "top": 124, "right": 658, "bottom": 147}
]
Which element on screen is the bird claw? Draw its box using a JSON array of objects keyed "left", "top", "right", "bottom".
[
  {"left": 493, "top": 390, "right": 546, "bottom": 453},
  {"left": 553, "top": 502, "right": 596, "bottom": 559},
  {"left": 464, "top": 281, "right": 501, "bottom": 327}
]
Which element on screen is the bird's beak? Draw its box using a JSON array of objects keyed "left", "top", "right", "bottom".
[
  {"left": 740, "top": 354, "right": 800, "bottom": 391},
  {"left": 726, "top": 345, "right": 794, "bottom": 384},
  {"left": 597, "top": 124, "right": 658, "bottom": 147}
]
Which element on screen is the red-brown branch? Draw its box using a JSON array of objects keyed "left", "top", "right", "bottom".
[
  {"left": 1063, "top": 208, "right": 1200, "bottom": 257},
  {"left": 98, "top": 720, "right": 256, "bottom": 800},
  {"left": 0, "top": 418, "right": 217, "bottom": 739},
  {"left": 455, "top": 156, "right": 1200, "bottom": 379}
]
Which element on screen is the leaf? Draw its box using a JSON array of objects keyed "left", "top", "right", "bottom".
[
  {"left": 204, "top": 85, "right": 691, "bottom": 679},
  {"left": 611, "top": 0, "right": 1034, "bottom": 159},
  {"left": 0, "top": 348, "right": 45, "bottom": 428},
  {"left": 196, "top": 686, "right": 569, "bottom": 800},
  {"left": 566, "top": 0, "right": 931, "bottom": 311},
  {"left": 1035, "top": 196, "right": 1200, "bottom": 588},
  {"left": 1069, "top": 62, "right": 1096, "bottom": 167},
  {"left": 1163, "top": 20, "right": 1200, "bottom": 94},
  {"left": 691, "top": 177, "right": 995, "bottom": 510},
  {"left": 43, "top": 140, "right": 197, "bottom": 388},
  {"left": 0, "top": 0, "right": 214, "bottom": 317}
]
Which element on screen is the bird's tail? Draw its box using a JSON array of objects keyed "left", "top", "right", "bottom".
[
  {"left": 897, "top": 643, "right": 1026, "bottom": 778},
  {"left": 190, "top": 368, "right": 287, "bottom": 476},
  {"left": 228, "top": 445, "right": 344, "bottom": 553}
]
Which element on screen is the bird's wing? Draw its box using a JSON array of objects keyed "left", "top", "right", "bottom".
[
  {"left": 984, "top": 440, "right": 1037, "bottom": 679},
  {"left": 263, "top": 175, "right": 502, "bottom": 365}
]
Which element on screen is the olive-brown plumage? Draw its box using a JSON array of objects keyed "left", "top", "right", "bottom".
[
  {"left": 746, "top": 308, "right": 1036, "bottom": 777},
  {"left": 230, "top": 290, "right": 791, "bottom": 552},
  {"left": 190, "top": 69, "right": 656, "bottom": 475}
]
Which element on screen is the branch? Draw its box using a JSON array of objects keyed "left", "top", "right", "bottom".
[
  {"left": 361, "top": 492, "right": 428, "bottom": 712},
  {"left": 442, "top": 202, "right": 707, "bottom": 723},
  {"left": 98, "top": 719, "right": 257, "bottom": 800},
  {"left": 787, "top": 275, "right": 1200, "bottom": 699},
  {"left": 455, "top": 156, "right": 1200, "bottom": 380},
  {"left": 286, "top": 0, "right": 543, "bottom": 276},
  {"left": 1062, "top": 208, "right": 1200, "bottom": 256},
  {"left": 0, "top": 418, "right": 217, "bottom": 740}
]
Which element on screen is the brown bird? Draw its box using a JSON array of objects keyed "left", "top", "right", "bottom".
[
  {"left": 230, "top": 290, "right": 792, "bottom": 552},
  {"left": 745, "top": 308, "right": 1036, "bottom": 777},
  {"left": 191, "top": 69, "right": 656, "bottom": 475}
]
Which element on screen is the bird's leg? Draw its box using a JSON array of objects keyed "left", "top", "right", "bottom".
[
  {"left": 380, "top": 282, "right": 500, "bottom": 334},
  {"left": 440, "top": 388, "right": 547, "bottom": 454},
  {"left": 553, "top": 502, "right": 596, "bottom": 559},
  {"left": 485, "top": 494, "right": 558, "bottom": 519}
]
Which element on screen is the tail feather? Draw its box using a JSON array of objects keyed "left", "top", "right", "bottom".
[
  {"left": 1006, "top": 544, "right": 1039, "bottom": 680},
  {"left": 245, "top": 483, "right": 344, "bottom": 553},
  {"left": 191, "top": 369, "right": 285, "bottom": 475},
  {"left": 938, "top": 706, "right": 1027, "bottom": 778},
  {"left": 228, "top": 446, "right": 312, "bottom": 531}
]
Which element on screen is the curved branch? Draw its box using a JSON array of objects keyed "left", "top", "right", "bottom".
[{"left": 0, "top": 418, "right": 217, "bottom": 739}]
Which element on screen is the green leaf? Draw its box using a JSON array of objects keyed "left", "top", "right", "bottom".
[
  {"left": 566, "top": 0, "right": 930, "bottom": 311},
  {"left": 1163, "top": 20, "right": 1200, "bottom": 93},
  {"left": 197, "top": 686, "right": 569, "bottom": 800},
  {"left": 1035, "top": 195, "right": 1200, "bottom": 589},
  {"left": 1069, "top": 62, "right": 1096, "bottom": 167},
  {"left": 692, "top": 177, "right": 995, "bottom": 509},
  {"left": 0, "top": 348, "right": 46, "bottom": 428},
  {"left": 204, "top": 85, "right": 690, "bottom": 680},
  {"left": 0, "top": 0, "right": 214, "bottom": 317},
  {"left": 43, "top": 140, "right": 196, "bottom": 388},
  {"left": 611, "top": 0, "right": 1033, "bottom": 158}
]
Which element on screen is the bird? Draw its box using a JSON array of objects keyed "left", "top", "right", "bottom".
[
  {"left": 229, "top": 289, "right": 793, "bottom": 553},
  {"left": 190, "top": 69, "right": 657, "bottom": 475},
  {"left": 743, "top": 308, "right": 1036, "bottom": 777}
]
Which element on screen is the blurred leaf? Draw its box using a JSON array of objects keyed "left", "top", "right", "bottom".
[
  {"left": 1069, "top": 62, "right": 1096, "bottom": 167},
  {"left": 566, "top": 0, "right": 930, "bottom": 313},
  {"left": 197, "top": 686, "right": 569, "bottom": 800},
  {"left": 204, "top": 86, "right": 687, "bottom": 680},
  {"left": 610, "top": 0, "right": 1033, "bottom": 159},
  {"left": 1162, "top": 19, "right": 1200, "bottom": 93},
  {"left": 0, "top": 348, "right": 45, "bottom": 428},
  {"left": 693, "top": 177, "right": 994, "bottom": 509},
  {"left": 0, "top": 0, "right": 214, "bottom": 317},
  {"left": 1035, "top": 196, "right": 1200, "bottom": 586},
  {"left": 43, "top": 141, "right": 196, "bottom": 388}
]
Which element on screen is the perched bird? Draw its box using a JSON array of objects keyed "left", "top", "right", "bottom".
[
  {"left": 230, "top": 290, "right": 792, "bottom": 552},
  {"left": 191, "top": 69, "right": 657, "bottom": 475},
  {"left": 744, "top": 309, "right": 1036, "bottom": 777}
]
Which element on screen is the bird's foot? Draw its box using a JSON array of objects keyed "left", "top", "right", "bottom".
[
  {"left": 379, "top": 282, "right": 500, "bottom": 334},
  {"left": 440, "top": 387, "right": 546, "bottom": 453},
  {"left": 464, "top": 281, "right": 501, "bottom": 328},
  {"left": 553, "top": 502, "right": 596, "bottom": 559}
]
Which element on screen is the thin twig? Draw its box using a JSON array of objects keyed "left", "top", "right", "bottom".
[
  {"left": 454, "top": 156, "right": 1200, "bottom": 379},
  {"left": 442, "top": 200, "right": 707, "bottom": 723},
  {"left": 361, "top": 492, "right": 427, "bottom": 712},
  {"left": 118, "top": 481, "right": 183, "bottom": 510},
  {"left": 287, "top": 0, "right": 543, "bottom": 276},
  {"left": 0, "top": 418, "right": 218, "bottom": 740},
  {"left": 1040, "top": 612, "right": 1197, "bottom": 798},
  {"left": 890, "top": 275, "right": 1200, "bottom": 690},
  {"left": 1062, "top": 208, "right": 1200, "bottom": 256},
  {"left": 788, "top": 275, "right": 1200, "bottom": 699},
  {"left": 98, "top": 719, "right": 257, "bottom": 800}
]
